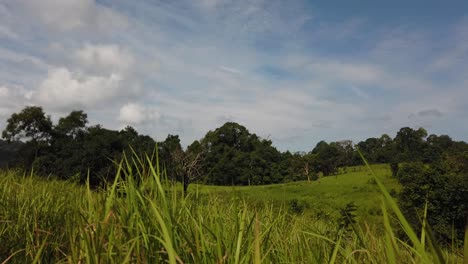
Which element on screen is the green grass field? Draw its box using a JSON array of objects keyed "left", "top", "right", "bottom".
[
  {"left": 193, "top": 164, "right": 400, "bottom": 225},
  {"left": 0, "top": 161, "right": 463, "bottom": 263}
]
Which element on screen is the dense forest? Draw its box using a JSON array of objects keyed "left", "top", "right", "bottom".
[{"left": 1, "top": 106, "right": 468, "bottom": 241}]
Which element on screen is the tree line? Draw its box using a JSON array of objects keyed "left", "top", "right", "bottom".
[{"left": 1, "top": 106, "right": 468, "bottom": 189}]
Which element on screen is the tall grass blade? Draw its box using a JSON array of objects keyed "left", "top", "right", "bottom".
[
  {"left": 421, "top": 201, "right": 427, "bottom": 251},
  {"left": 465, "top": 213, "right": 468, "bottom": 264},
  {"left": 31, "top": 236, "right": 48, "bottom": 264},
  {"left": 234, "top": 206, "right": 247, "bottom": 264},
  {"left": 382, "top": 198, "right": 397, "bottom": 264},
  {"left": 358, "top": 150, "right": 431, "bottom": 263},
  {"left": 329, "top": 230, "right": 342, "bottom": 264},
  {"left": 254, "top": 213, "right": 261, "bottom": 264}
]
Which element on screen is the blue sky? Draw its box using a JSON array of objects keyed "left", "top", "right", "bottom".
[{"left": 0, "top": 0, "right": 467, "bottom": 151}]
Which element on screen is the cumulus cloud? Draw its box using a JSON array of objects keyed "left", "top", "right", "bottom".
[
  {"left": 118, "top": 103, "right": 160, "bottom": 125},
  {"left": 18, "top": 42, "right": 141, "bottom": 113},
  {"left": 119, "top": 103, "right": 146, "bottom": 125},
  {"left": 73, "top": 44, "right": 134, "bottom": 75},
  {"left": 0, "top": 85, "right": 32, "bottom": 119},
  {"left": 32, "top": 67, "right": 123, "bottom": 110}
]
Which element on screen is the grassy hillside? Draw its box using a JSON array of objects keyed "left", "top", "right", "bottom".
[
  {"left": 0, "top": 163, "right": 463, "bottom": 263},
  {"left": 194, "top": 164, "right": 400, "bottom": 225}
]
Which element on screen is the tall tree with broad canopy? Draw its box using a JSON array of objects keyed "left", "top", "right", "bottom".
[
  {"left": 2, "top": 106, "right": 53, "bottom": 168},
  {"left": 2, "top": 106, "right": 52, "bottom": 143},
  {"left": 55, "top": 110, "right": 88, "bottom": 138},
  {"left": 394, "top": 127, "right": 428, "bottom": 162},
  {"left": 196, "top": 122, "right": 282, "bottom": 185}
]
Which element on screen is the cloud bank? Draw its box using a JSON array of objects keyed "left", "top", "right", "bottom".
[{"left": 0, "top": 0, "right": 467, "bottom": 150}]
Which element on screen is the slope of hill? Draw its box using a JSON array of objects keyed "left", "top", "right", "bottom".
[{"left": 194, "top": 164, "right": 399, "bottom": 225}]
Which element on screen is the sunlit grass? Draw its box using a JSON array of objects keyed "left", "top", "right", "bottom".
[{"left": 0, "top": 154, "right": 464, "bottom": 263}]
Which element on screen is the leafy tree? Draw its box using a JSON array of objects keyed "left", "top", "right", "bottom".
[
  {"left": 159, "top": 134, "right": 183, "bottom": 182},
  {"left": 311, "top": 141, "right": 339, "bottom": 176},
  {"left": 197, "top": 122, "right": 282, "bottom": 185},
  {"left": 394, "top": 127, "right": 428, "bottom": 162},
  {"left": 55, "top": 110, "right": 88, "bottom": 138},
  {"left": 80, "top": 125, "right": 124, "bottom": 185},
  {"left": 397, "top": 160, "right": 468, "bottom": 241},
  {"left": 356, "top": 134, "right": 395, "bottom": 164},
  {"left": 2, "top": 106, "right": 53, "bottom": 168},
  {"left": 2, "top": 106, "right": 52, "bottom": 143},
  {"left": 334, "top": 140, "right": 356, "bottom": 167},
  {"left": 119, "top": 126, "right": 155, "bottom": 158},
  {"left": 278, "top": 151, "right": 306, "bottom": 182}
]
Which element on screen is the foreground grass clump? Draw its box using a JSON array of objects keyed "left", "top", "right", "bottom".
[{"left": 0, "top": 157, "right": 464, "bottom": 263}]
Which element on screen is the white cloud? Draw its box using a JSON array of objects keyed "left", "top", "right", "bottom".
[
  {"left": 0, "top": 85, "right": 32, "bottom": 120},
  {"left": 118, "top": 103, "right": 160, "bottom": 125},
  {"left": 32, "top": 67, "right": 123, "bottom": 110},
  {"left": 20, "top": 42, "right": 140, "bottom": 112},
  {"left": 0, "top": 47, "right": 49, "bottom": 69},
  {"left": 119, "top": 103, "right": 146, "bottom": 125},
  {"left": 73, "top": 43, "right": 134, "bottom": 75}
]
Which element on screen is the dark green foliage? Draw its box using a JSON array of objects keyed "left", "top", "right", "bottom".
[
  {"left": 356, "top": 134, "right": 395, "bottom": 164},
  {"left": 339, "top": 202, "right": 357, "bottom": 231},
  {"left": 390, "top": 162, "right": 399, "bottom": 177},
  {"left": 158, "top": 134, "right": 183, "bottom": 181},
  {"left": 394, "top": 127, "right": 428, "bottom": 162},
  {"left": 55, "top": 110, "right": 88, "bottom": 137},
  {"left": 196, "top": 122, "right": 284, "bottom": 185},
  {"left": 288, "top": 199, "right": 305, "bottom": 214},
  {"left": 397, "top": 160, "right": 468, "bottom": 241},
  {"left": 310, "top": 172, "right": 319, "bottom": 181},
  {"left": 0, "top": 107, "right": 157, "bottom": 187},
  {"left": 311, "top": 141, "right": 340, "bottom": 176},
  {"left": 278, "top": 151, "right": 308, "bottom": 182},
  {"left": 0, "top": 139, "right": 23, "bottom": 167},
  {"left": 1, "top": 106, "right": 53, "bottom": 169},
  {"left": 2, "top": 106, "right": 52, "bottom": 143}
]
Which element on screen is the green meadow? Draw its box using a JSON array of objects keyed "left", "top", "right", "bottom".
[
  {"left": 194, "top": 164, "right": 400, "bottom": 225},
  {"left": 0, "top": 160, "right": 463, "bottom": 263}
]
